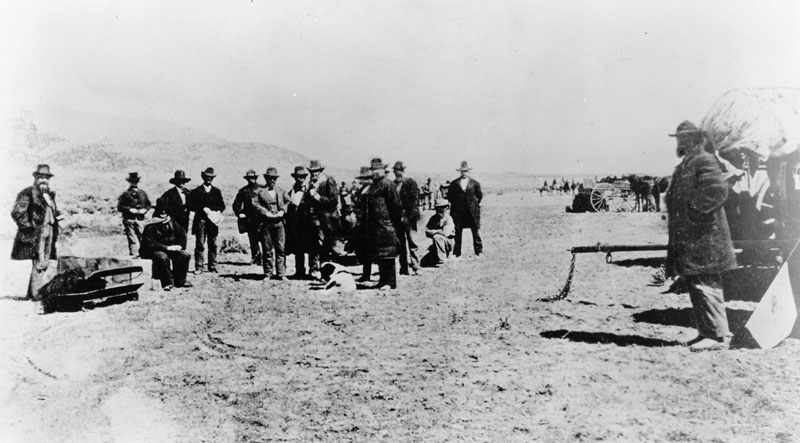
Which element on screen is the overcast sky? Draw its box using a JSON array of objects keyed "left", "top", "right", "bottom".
[{"left": 2, "top": 0, "right": 799, "bottom": 175}]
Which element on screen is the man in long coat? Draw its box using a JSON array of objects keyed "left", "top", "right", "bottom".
[
  {"left": 159, "top": 170, "right": 192, "bottom": 232},
  {"left": 665, "top": 120, "right": 737, "bottom": 351},
  {"left": 189, "top": 167, "right": 226, "bottom": 273},
  {"left": 11, "top": 164, "right": 62, "bottom": 300},
  {"left": 447, "top": 161, "right": 483, "bottom": 258},
  {"left": 392, "top": 161, "right": 421, "bottom": 275},
  {"left": 306, "top": 160, "right": 340, "bottom": 280},
  {"left": 360, "top": 158, "right": 402, "bottom": 289},
  {"left": 117, "top": 172, "right": 152, "bottom": 257},
  {"left": 140, "top": 199, "right": 192, "bottom": 291},
  {"left": 233, "top": 170, "right": 263, "bottom": 265},
  {"left": 284, "top": 166, "right": 312, "bottom": 279}
]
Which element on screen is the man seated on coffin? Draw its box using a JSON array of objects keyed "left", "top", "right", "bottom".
[{"left": 140, "top": 199, "right": 193, "bottom": 291}]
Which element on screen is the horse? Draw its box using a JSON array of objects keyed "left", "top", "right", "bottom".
[{"left": 626, "top": 175, "right": 654, "bottom": 212}]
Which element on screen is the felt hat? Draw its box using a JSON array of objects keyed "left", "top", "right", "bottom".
[
  {"left": 669, "top": 121, "right": 703, "bottom": 137},
  {"left": 126, "top": 172, "right": 141, "bottom": 183},
  {"left": 169, "top": 170, "right": 191, "bottom": 185},
  {"left": 291, "top": 166, "right": 309, "bottom": 178},
  {"left": 456, "top": 161, "right": 472, "bottom": 172},
  {"left": 434, "top": 198, "right": 450, "bottom": 208},
  {"left": 33, "top": 164, "right": 54, "bottom": 178},
  {"left": 264, "top": 167, "right": 279, "bottom": 178},
  {"left": 153, "top": 198, "right": 169, "bottom": 219},
  {"left": 392, "top": 161, "right": 406, "bottom": 171},
  {"left": 308, "top": 160, "right": 325, "bottom": 172},
  {"left": 356, "top": 166, "right": 373, "bottom": 179},
  {"left": 201, "top": 167, "right": 216, "bottom": 178},
  {"left": 370, "top": 157, "right": 387, "bottom": 170},
  {"left": 243, "top": 169, "right": 258, "bottom": 180}
]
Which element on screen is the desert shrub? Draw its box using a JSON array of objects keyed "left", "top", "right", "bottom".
[
  {"left": 61, "top": 212, "right": 122, "bottom": 237},
  {"left": 219, "top": 234, "right": 248, "bottom": 254}
]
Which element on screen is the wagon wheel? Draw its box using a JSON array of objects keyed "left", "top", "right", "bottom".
[
  {"left": 606, "top": 190, "right": 637, "bottom": 212},
  {"left": 589, "top": 183, "right": 614, "bottom": 212}
]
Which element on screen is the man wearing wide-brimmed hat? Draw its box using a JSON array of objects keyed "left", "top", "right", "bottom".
[
  {"left": 284, "top": 166, "right": 312, "bottom": 279},
  {"left": 252, "top": 167, "right": 287, "bottom": 279},
  {"left": 189, "top": 167, "right": 226, "bottom": 273},
  {"left": 159, "top": 170, "right": 192, "bottom": 232},
  {"left": 305, "top": 159, "right": 341, "bottom": 280},
  {"left": 11, "top": 164, "right": 63, "bottom": 300},
  {"left": 233, "top": 169, "right": 264, "bottom": 265},
  {"left": 421, "top": 198, "right": 455, "bottom": 267},
  {"left": 446, "top": 160, "right": 483, "bottom": 258},
  {"left": 140, "top": 198, "right": 192, "bottom": 291},
  {"left": 666, "top": 120, "right": 736, "bottom": 351},
  {"left": 117, "top": 172, "right": 152, "bottom": 257},
  {"left": 392, "top": 160, "right": 421, "bottom": 275},
  {"left": 358, "top": 158, "right": 402, "bottom": 289}
]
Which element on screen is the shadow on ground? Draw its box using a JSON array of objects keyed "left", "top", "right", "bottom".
[
  {"left": 540, "top": 329, "right": 679, "bottom": 347},
  {"left": 611, "top": 257, "right": 665, "bottom": 268},
  {"left": 632, "top": 307, "right": 761, "bottom": 349}
]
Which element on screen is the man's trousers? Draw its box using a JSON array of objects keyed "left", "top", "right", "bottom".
[
  {"left": 685, "top": 273, "right": 732, "bottom": 339},
  {"left": 28, "top": 224, "right": 55, "bottom": 300},
  {"left": 194, "top": 219, "right": 218, "bottom": 271},
  {"left": 397, "top": 225, "right": 420, "bottom": 274},
  {"left": 152, "top": 250, "right": 190, "bottom": 288},
  {"left": 123, "top": 219, "right": 144, "bottom": 256},
  {"left": 260, "top": 221, "right": 286, "bottom": 277}
]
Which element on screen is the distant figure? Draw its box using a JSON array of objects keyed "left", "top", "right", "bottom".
[
  {"left": 140, "top": 199, "right": 192, "bottom": 291},
  {"left": 359, "top": 158, "right": 402, "bottom": 289},
  {"left": 392, "top": 161, "right": 421, "bottom": 275},
  {"left": 447, "top": 161, "right": 483, "bottom": 258},
  {"left": 420, "top": 178, "right": 434, "bottom": 210},
  {"left": 285, "top": 166, "right": 311, "bottom": 279},
  {"left": 420, "top": 198, "right": 455, "bottom": 267},
  {"left": 438, "top": 181, "right": 450, "bottom": 201},
  {"left": 189, "top": 167, "right": 226, "bottom": 273},
  {"left": 666, "top": 120, "right": 736, "bottom": 351},
  {"left": 11, "top": 164, "right": 63, "bottom": 300},
  {"left": 117, "top": 172, "right": 152, "bottom": 257},
  {"left": 159, "top": 170, "right": 192, "bottom": 232},
  {"left": 252, "top": 167, "right": 287, "bottom": 280},
  {"left": 233, "top": 170, "right": 264, "bottom": 265},
  {"left": 306, "top": 160, "right": 340, "bottom": 280}
]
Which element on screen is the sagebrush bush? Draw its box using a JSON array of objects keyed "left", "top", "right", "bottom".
[{"left": 219, "top": 234, "right": 248, "bottom": 254}]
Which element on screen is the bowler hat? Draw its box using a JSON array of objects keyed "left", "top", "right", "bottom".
[
  {"left": 33, "top": 164, "right": 54, "bottom": 178},
  {"left": 370, "top": 157, "right": 387, "bottom": 170},
  {"left": 126, "top": 172, "right": 141, "bottom": 183},
  {"left": 356, "top": 166, "right": 373, "bottom": 179},
  {"left": 291, "top": 166, "right": 309, "bottom": 178},
  {"left": 243, "top": 169, "right": 258, "bottom": 180},
  {"left": 169, "top": 170, "right": 191, "bottom": 185},
  {"left": 434, "top": 198, "right": 450, "bottom": 208},
  {"left": 456, "top": 161, "right": 472, "bottom": 172},
  {"left": 392, "top": 161, "right": 406, "bottom": 171},
  {"left": 264, "top": 167, "right": 279, "bottom": 178},
  {"left": 669, "top": 121, "right": 703, "bottom": 137},
  {"left": 308, "top": 160, "right": 325, "bottom": 172},
  {"left": 201, "top": 167, "right": 216, "bottom": 178}
]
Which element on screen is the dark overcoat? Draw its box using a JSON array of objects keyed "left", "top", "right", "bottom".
[
  {"left": 188, "top": 185, "right": 226, "bottom": 235},
  {"left": 117, "top": 187, "right": 152, "bottom": 220},
  {"left": 446, "top": 177, "right": 482, "bottom": 228},
  {"left": 360, "top": 178, "right": 401, "bottom": 260},
  {"left": 232, "top": 184, "right": 263, "bottom": 232},
  {"left": 665, "top": 151, "right": 737, "bottom": 276},
  {"left": 159, "top": 187, "right": 191, "bottom": 232},
  {"left": 308, "top": 174, "right": 341, "bottom": 233},
  {"left": 139, "top": 219, "right": 187, "bottom": 259},
  {"left": 11, "top": 186, "right": 59, "bottom": 260},
  {"left": 396, "top": 177, "right": 421, "bottom": 230}
]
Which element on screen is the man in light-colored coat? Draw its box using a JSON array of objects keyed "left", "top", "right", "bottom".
[{"left": 665, "top": 121, "right": 737, "bottom": 351}]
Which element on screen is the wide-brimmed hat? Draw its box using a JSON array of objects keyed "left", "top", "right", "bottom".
[
  {"left": 33, "top": 164, "right": 54, "bottom": 178},
  {"left": 434, "top": 198, "right": 450, "bottom": 208},
  {"left": 669, "top": 121, "right": 703, "bottom": 137},
  {"left": 370, "top": 157, "right": 387, "bottom": 170},
  {"left": 456, "top": 161, "right": 472, "bottom": 172},
  {"left": 291, "top": 166, "right": 308, "bottom": 178},
  {"left": 308, "top": 160, "right": 325, "bottom": 172},
  {"left": 201, "top": 167, "right": 216, "bottom": 178},
  {"left": 264, "top": 167, "right": 279, "bottom": 178},
  {"left": 392, "top": 161, "right": 406, "bottom": 171},
  {"left": 126, "top": 172, "right": 141, "bottom": 183},
  {"left": 356, "top": 166, "right": 373, "bottom": 179},
  {"left": 243, "top": 169, "right": 258, "bottom": 180},
  {"left": 169, "top": 170, "right": 191, "bottom": 185}
]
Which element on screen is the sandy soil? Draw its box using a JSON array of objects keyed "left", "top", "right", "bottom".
[{"left": 1, "top": 192, "right": 798, "bottom": 443}]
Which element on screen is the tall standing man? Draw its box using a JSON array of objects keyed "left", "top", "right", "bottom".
[
  {"left": 233, "top": 169, "right": 263, "bottom": 265},
  {"left": 666, "top": 121, "right": 737, "bottom": 351},
  {"left": 159, "top": 170, "right": 192, "bottom": 232},
  {"left": 12, "top": 164, "right": 62, "bottom": 300},
  {"left": 306, "top": 160, "right": 340, "bottom": 280},
  {"left": 285, "top": 166, "right": 311, "bottom": 279},
  {"left": 360, "top": 158, "right": 402, "bottom": 289},
  {"left": 252, "top": 167, "right": 287, "bottom": 280},
  {"left": 447, "top": 161, "right": 483, "bottom": 258},
  {"left": 392, "top": 161, "right": 421, "bottom": 275},
  {"left": 117, "top": 172, "right": 152, "bottom": 257},
  {"left": 189, "top": 167, "right": 226, "bottom": 273}
]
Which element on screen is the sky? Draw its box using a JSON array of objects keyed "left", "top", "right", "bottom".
[{"left": 2, "top": 0, "right": 799, "bottom": 175}]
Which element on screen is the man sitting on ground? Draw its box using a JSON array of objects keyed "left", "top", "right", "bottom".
[
  {"left": 420, "top": 198, "right": 455, "bottom": 267},
  {"left": 140, "top": 200, "right": 192, "bottom": 291}
]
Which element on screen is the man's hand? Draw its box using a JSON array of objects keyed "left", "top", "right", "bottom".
[
  {"left": 309, "top": 188, "right": 320, "bottom": 200},
  {"left": 238, "top": 213, "right": 247, "bottom": 219}
]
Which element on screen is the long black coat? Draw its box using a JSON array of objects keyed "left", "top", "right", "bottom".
[
  {"left": 665, "top": 151, "right": 737, "bottom": 276},
  {"left": 159, "top": 187, "right": 191, "bottom": 232},
  {"left": 359, "top": 178, "right": 402, "bottom": 260},
  {"left": 447, "top": 177, "right": 482, "bottom": 228},
  {"left": 11, "top": 186, "right": 59, "bottom": 260},
  {"left": 308, "top": 174, "right": 341, "bottom": 233},
  {"left": 396, "top": 177, "right": 421, "bottom": 230},
  {"left": 188, "top": 185, "right": 226, "bottom": 235},
  {"left": 139, "top": 219, "right": 187, "bottom": 259}
]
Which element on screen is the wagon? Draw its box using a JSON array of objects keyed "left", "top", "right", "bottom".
[{"left": 567, "top": 178, "right": 637, "bottom": 213}]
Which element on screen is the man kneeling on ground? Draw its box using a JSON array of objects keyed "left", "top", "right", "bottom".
[
  {"left": 140, "top": 199, "right": 193, "bottom": 291},
  {"left": 421, "top": 199, "right": 455, "bottom": 267}
]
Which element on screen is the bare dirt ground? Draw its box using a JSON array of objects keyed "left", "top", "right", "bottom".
[{"left": 1, "top": 192, "right": 799, "bottom": 443}]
